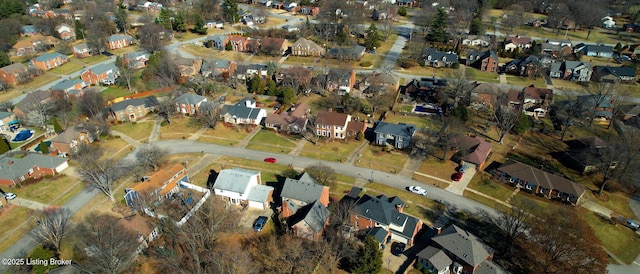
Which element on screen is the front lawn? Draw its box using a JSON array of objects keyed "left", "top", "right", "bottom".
[
  {"left": 299, "top": 140, "right": 363, "bottom": 162},
  {"left": 9, "top": 174, "right": 80, "bottom": 205},
  {"left": 465, "top": 67, "right": 500, "bottom": 83},
  {"left": 463, "top": 191, "right": 511, "bottom": 212},
  {"left": 16, "top": 73, "right": 59, "bottom": 90},
  {"left": 581, "top": 209, "right": 640, "bottom": 264},
  {"left": 159, "top": 116, "right": 202, "bottom": 139},
  {"left": 249, "top": 130, "right": 297, "bottom": 147},
  {"left": 200, "top": 124, "right": 250, "bottom": 141},
  {"left": 354, "top": 145, "right": 409, "bottom": 173},
  {"left": 102, "top": 86, "right": 133, "bottom": 100},
  {"left": 466, "top": 173, "right": 514, "bottom": 202},
  {"left": 98, "top": 137, "right": 131, "bottom": 161},
  {"left": 110, "top": 121, "right": 155, "bottom": 142},
  {"left": 506, "top": 76, "right": 547, "bottom": 88},
  {"left": 77, "top": 55, "right": 109, "bottom": 65},
  {"left": 49, "top": 61, "right": 84, "bottom": 75},
  {"left": 415, "top": 159, "right": 458, "bottom": 181},
  {"left": 0, "top": 206, "right": 34, "bottom": 253},
  {"left": 397, "top": 64, "right": 456, "bottom": 77}
]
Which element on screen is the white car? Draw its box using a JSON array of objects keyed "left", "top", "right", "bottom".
[
  {"left": 4, "top": 192, "right": 16, "bottom": 200},
  {"left": 408, "top": 186, "right": 428, "bottom": 196}
]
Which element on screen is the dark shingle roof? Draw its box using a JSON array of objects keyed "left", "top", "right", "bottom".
[
  {"left": 416, "top": 246, "right": 453, "bottom": 271},
  {"left": 497, "top": 159, "right": 585, "bottom": 197},
  {"left": 422, "top": 47, "right": 459, "bottom": 63},
  {"left": 368, "top": 227, "right": 388, "bottom": 243},
  {"left": 352, "top": 194, "right": 407, "bottom": 227},
  {"left": 222, "top": 105, "right": 263, "bottom": 119},
  {"left": 475, "top": 260, "right": 506, "bottom": 274},
  {"left": 432, "top": 224, "right": 493, "bottom": 267},
  {"left": 110, "top": 96, "right": 158, "bottom": 112},
  {"left": 176, "top": 93, "right": 207, "bottom": 105},
  {"left": 374, "top": 122, "right": 416, "bottom": 138},
  {"left": 281, "top": 172, "right": 326, "bottom": 203}
]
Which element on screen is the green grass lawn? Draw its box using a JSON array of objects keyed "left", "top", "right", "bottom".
[
  {"left": 110, "top": 121, "right": 154, "bottom": 141},
  {"left": 245, "top": 143, "right": 293, "bottom": 154},
  {"left": 48, "top": 61, "right": 84, "bottom": 75},
  {"left": 159, "top": 116, "right": 202, "bottom": 137},
  {"left": 299, "top": 140, "right": 363, "bottom": 162},
  {"left": 463, "top": 191, "right": 511, "bottom": 212},
  {"left": 506, "top": 76, "right": 547, "bottom": 88},
  {"left": 0, "top": 206, "right": 34, "bottom": 253},
  {"left": 415, "top": 158, "right": 458, "bottom": 180},
  {"left": 383, "top": 112, "right": 438, "bottom": 130},
  {"left": 354, "top": 145, "right": 409, "bottom": 173},
  {"left": 581, "top": 209, "right": 640, "bottom": 264},
  {"left": 50, "top": 182, "right": 86, "bottom": 206},
  {"left": 16, "top": 73, "right": 59, "bottom": 90},
  {"left": 201, "top": 124, "right": 250, "bottom": 141},
  {"left": 465, "top": 67, "right": 500, "bottom": 83},
  {"left": 77, "top": 55, "right": 109, "bottom": 65},
  {"left": 466, "top": 173, "right": 515, "bottom": 202},
  {"left": 102, "top": 86, "right": 133, "bottom": 100},
  {"left": 198, "top": 136, "right": 240, "bottom": 146},
  {"left": 249, "top": 130, "right": 297, "bottom": 147},
  {"left": 9, "top": 174, "right": 81, "bottom": 204},
  {"left": 216, "top": 156, "right": 292, "bottom": 174}
]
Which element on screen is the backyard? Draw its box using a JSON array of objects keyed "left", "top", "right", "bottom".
[
  {"left": 102, "top": 86, "right": 133, "bottom": 100},
  {"left": 383, "top": 112, "right": 437, "bottom": 130}
]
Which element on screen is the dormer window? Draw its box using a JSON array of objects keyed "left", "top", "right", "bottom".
[
  {"left": 427, "top": 55, "right": 432, "bottom": 61},
  {"left": 442, "top": 56, "right": 446, "bottom": 61}
]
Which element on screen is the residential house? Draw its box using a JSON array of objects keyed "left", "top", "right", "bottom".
[
  {"left": 400, "top": 77, "right": 447, "bottom": 101},
  {"left": 221, "top": 99, "right": 267, "bottom": 125},
  {"left": 620, "top": 44, "right": 640, "bottom": 59},
  {"left": 576, "top": 94, "right": 615, "bottom": 123},
  {"left": 298, "top": 6, "right": 320, "bottom": 16},
  {"left": 108, "top": 96, "right": 159, "bottom": 122},
  {"left": 602, "top": 16, "right": 616, "bottom": 28},
  {"left": 117, "top": 214, "right": 159, "bottom": 253},
  {"left": 350, "top": 194, "right": 423, "bottom": 245},
  {"left": 32, "top": 52, "right": 68, "bottom": 71},
  {"left": 72, "top": 42, "right": 93, "bottom": 58},
  {"left": 507, "top": 89, "right": 522, "bottom": 110},
  {"left": 373, "top": 122, "right": 416, "bottom": 149},
  {"left": 0, "top": 63, "right": 30, "bottom": 86},
  {"left": 201, "top": 59, "right": 237, "bottom": 77},
  {"left": 237, "top": 63, "right": 268, "bottom": 80},
  {"left": 123, "top": 51, "right": 150, "bottom": 70},
  {"left": 546, "top": 39, "right": 572, "bottom": 47},
  {"left": 55, "top": 23, "right": 74, "bottom": 40},
  {"left": 540, "top": 43, "right": 572, "bottom": 57},
  {"left": 522, "top": 86, "right": 553, "bottom": 118},
  {"left": 578, "top": 44, "right": 613, "bottom": 58},
  {"left": 346, "top": 120, "right": 367, "bottom": 139},
  {"left": 358, "top": 72, "right": 399, "bottom": 96},
  {"left": 452, "top": 135, "right": 492, "bottom": 170},
  {"left": 592, "top": 66, "right": 636, "bottom": 83},
  {"left": 175, "top": 93, "right": 208, "bottom": 114},
  {"left": 81, "top": 63, "right": 119, "bottom": 85},
  {"left": 20, "top": 25, "right": 39, "bottom": 36},
  {"left": 623, "top": 23, "right": 640, "bottom": 33},
  {"left": 497, "top": 159, "right": 586, "bottom": 205},
  {"left": 417, "top": 225, "right": 500, "bottom": 274},
  {"left": 372, "top": 8, "right": 397, "bottom": 21},
  {"left": 204, "top": 20, "right": 223, "bottom": 29},
  {"left": 561, "top": 137, "right": 611, "bottom": 174},
  {"left": 259, "top": 37, "right": 288, "bottom": 56},
  {"left": 422, "top": 48, "right": 458, "bottom": 68},
  {"left": 326, "top": 68, "right": 356, "bottom": 94},
  {"left": 206, "top": 35, "right": 228, "bottom": 50},
  {"left": 13, "top": 35, "right": 59, "bottom": 56},
  {"left": 327, "top": 45, "right": 366, "bottom": 61},
  {"left": 0, "top": 112, "right": 17, "bottom": 132},
  {"left": 469, "top": 82, "right": 500, "bottom": 110},
  {"left": 557, "top": 17, "right": 578, "bottom": 30},
  {"left": 315, "top": 109, "right": 351, "bottom": 139},
  {"left": 50, "top": 124, "right": 95, "bottom": 156},
  {"left": 396, "top": 0, "right": 417, "bottom": 7},
  {"left": 174, "top": 57, "right": 202, "bottom": 79},
  {"left": 0, "top": 154, "right": 69, "bottom": 186},
  {"left": 13, "top": 90, "right": 52, "bottom": 117},
  {"left": 549, "top": 61, "right": 593, "bottom": 82},
  {"left": 124, "top": 163, "right": 188, "bottom": 208},
  {"left": 503, "top": 36, "right": 532, "bottom": 51},
  {"left": 504, "top": 55, "right": 541, "bottom": 77},
  {"left": 106, "top": 34, "right": 135, "bottom": 50},
  {"left": 227, "top": 35, "right": 249, "bottom": 52},
  {"left": 290, "top": 37, "right": 325, "bottom": 57},
  {"left": 212, "top": 168, "right": 274, "bottom": 209},
  {"left": 280, "top": 172, "right": 330, "bottom": 240},
  {"left": 465, "top": 50, "right": 498, "bottom": 72},
  {"left": 461, "top": 35, "right": 491, "bottom": 47},
  {"left": 618, "top": 104, "right": 640, "bottom": 121},
  {"left": 265, "top": 102, "right": 310, "bottom": 133},
  {"left": 50, "top": 78, "right": 86, "bottom": 95}
]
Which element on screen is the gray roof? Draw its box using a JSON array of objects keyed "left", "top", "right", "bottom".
[
  {"left": 577, "top": 95, "right": 614, "bottom": 109},
  {"left": 176, "top": 93, "right": 207, "bottom": 105},
  {"left": 207, "top": 34, "right": 228, "bottom": 44},
  {"left": 0, "top": 63, "right": 28, "bottom": 73},
  {"left": 0, "top": 112, "right": 14, "bottom": 120},
  {"left": 583, "top": 44, "right": 613, "bottom": 54},
  {"left": 246, "top": 184, "right": 274, "bottom": 203},
  {"left": 368, "top": 227, "right": 388, "bottom": 243},
  {"left": 89, "top": 63, "right": 118, "bottom": 75},
  {"left": 108, "top": 34, "right": 134, "bottom": 42},
  {"left": 432, "top": 224, "right": 493, "bottom": 267},
  {"left": 466, "top": 50, "right": 498, "bottom": 63},
  {"left": 475, "top": 260, "right": 506, "bottom": 274},
  {"left": 0, "top": 154, "right": 67, "bottom": 181},
  {"left": 213, "top": 168, "right": 260, "bottom": 194},
  {"left": 34, "top": 52, "right": 67, "bottom": 62},
  {"left": 51, "top": 78, "right": 85, "bottom": 91},
  {"left": 21, "top": 25, "right": 38, "bottom": 34},
  {"left": 298, "top": 200, "right": 330, "bottom": 232},
  {"left": 110, "top": 96, "right": 158, "bottom": 112},
  {"left": 352, "top": 194, "right": 408, "bottom": 227},
  {"left": 374, "top": 122, "right": 417, "bottom": 138},
  {"left": 498, "top": 159, "right": 585, "bottom": 197},
  {"left": 51, "top": 124, "right": 90, "bottom": 144},
  {"left": 281, "top": 172, "right": 326, "bottom": 203},
  {"left": 423, "top": 47, "right": 459, "bottom": 63},
  {"left": 222, "top": 105, "right": 263, "bottom": 119},
  {"left": 416, "top": 246, "right": 453, "bottom": 271},
  {"left": 594, "top": 65, "right": 636, "bottom": 78}
]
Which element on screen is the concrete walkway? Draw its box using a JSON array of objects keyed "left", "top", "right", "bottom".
[
  {"left": 148, "top": 117, "right": 163, "bottom": 142},
  {"left": 345, "top": 141, "right": 369, "bottom": 164},
  {"left": 399, "top": 157, "right": 424, "bottom": 177},
  {"left": 236, "top": 126, "right": 261, "bottom": 148},
  {"left": 188, "top": 127, "right": 208, "bottom": 140},
  {"left": 288, "top": 139, "right": 308, "bottom": 156},
  {"left": 10, "top": 198, "right": 47, "bottom": 211},
  {"left": 580, "top": 198, "right": 614, "bottom": 217},
  {"left": 110, "top": 130, "right": 142, "bottom": 147},
  {"left": 499, "top": 73, "right": 507, "bottom": 84}
]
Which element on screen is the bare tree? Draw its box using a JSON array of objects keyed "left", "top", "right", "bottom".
[
  {"left": 30, "top": 207, "right": 73, "bottom": 258},
  {"left": 409, "top": 133, "right": 433, "bottom": 158},
  {"left": 247, "top": 234, "right": 324, "bottom": 274},
  {"left": 196, "top": 103, "right": 220, "bottom": 129},
  {"left": 157, "top": 95, "right": 177, "bottom": 124},
  {"left": 504, "top": 4, "right": 529, "bottom": 32},
  {"left": 73, "top": 145, "right": 127, "bottom": 201},
  {"left": 21, "top": 99, "right": 53, "bottom": 129},
  {"left": 136, "top": 144, "right": 169, "bottom": 171},
  {"left": 446, "top": 69, "right": 472, "bottom": 106},
  {"left": 584, "top": 82, "right": 619, "bottom": 128},
  {"left": 304, "top": 163, "right": 337, "bottom": 187},
  {"left": 184, "top": 75, "right": 217, "bottom": 97},
  {"left": 366, "top": 92, "right": 395, "bottom": 118},
  {"left": 143, "top": 51, "right": 181, "bottom": 87},
  {"left": 76, "top": 91, "right": 105, "bottom": 119},
  {"left": 115, "top": 56, "right": 135, "bottom": 92},
  {"left": 84, "top": 13, "right": 116, "bottom": 54},
  {"left": 494, "top": 105, "right": 519, "bottom": 143},
  {"left": 137, "top": 23, "right": 164, "bottom": 54},
  {"left": 492, "top": 196, "right": 536, "bottom": 240},
  {"left": 614, "top": 130, "right": 640, "bottom": 188},
  {"left": 73, "top": 213, "right": 140, "bottom": 274}
]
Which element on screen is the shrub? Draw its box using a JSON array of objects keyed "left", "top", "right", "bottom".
[
  {"left": 359, "top": 61, "right": 372, "bottom": 67},
  {"left": 131, "top": 122, "right": 137, "bottom": 125},
  {"left": 398, "top": 6, "right": 407, "bottom": 16},
  {"left": 44, "top": 174, "right": 53, "bottom": 179},
  {"left": 399, "top": 58, "right": 419, "bottom": 68}
]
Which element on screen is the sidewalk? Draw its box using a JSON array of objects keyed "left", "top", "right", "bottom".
[
  {"left": 345, "top": 141, "right": 368, "bottom": 164},
  {"left": 288, "top": 139, "right": 308, "bottom": 156},
  {"left": 236, "top": 127, "right": 261, "bottom": 148},
  {"left": 110, "top": 130, "right": 142, "bottom": 147},
  {"left": 148, "top": 117, "right": 163, "bottom": 142}
]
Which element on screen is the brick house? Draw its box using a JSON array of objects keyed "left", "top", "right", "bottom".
[
  {"left": 123, "top": 51, "right": 150, "bottom": 70},
  {"left": 50, "top": 123, "right": 95, "bottom": 156},
  {"left": 206, "top": 35, "right": 229, "bottom": 50},
  {"left": 290, "top": 37, "right": 325, "bottom": 57},
  {"left": 504, "top": 55, "right": 541, "bottom": 78},
  {"left": 175, "top": 93, "right": 207, "bottom": 114},
  {"left": 81, "top": 63, "right": 120, "bottom": 85},
  {"left": 264, "top": 102, "right": 309, "bottom": 134},
  {"left": 73, "top": 42, "right": 93, "bottom": 58},
  {"left": 521, "top": 85, "right": 553, "bottom": 118},
  {"left": 298, "top": 6, "right": 320, "bottom": 16},
  {"left": 108, "top": 96, "right": 159, "bottom": 122},
  {"left": 373, "top": 122, "right": 417, "bottom": 149},
  {"left": 0, "top": 63, "right": 30, "bottom": 86},
  {"left": 280, "top": 173, "right": 330, "bottom": 241},
  {"left": 326, "top": 68, "right": 356, "bottom": 94},
  {"left": 452, "top": 135, "right": 492, "bottom": 170},
  {"left": 55, "top": 23, "right": 75, "bottom": 40},
  {"left": 0, "top": 154, "right": 69, "bottom": 187},
  {"left": 227, "top": 35, "right": 249, "bottom": 52},
  {"left": 107, "top": 34, "right": 134, "bottom": 50},
  {"left": 201, "top": 59, "right": 237, "bottom": 77},
  {"left": 32, "top": 52, "right": 68, "bottom": 71},
  {"left": 465, "top": 50, "right": 498, "bottom": 72},
  {"left": 503, "top": 36, "right": 532, "bottom": 51},
  {"left": 315, "top": 109, "right": 351, "bottom": 139},
  {"left": 13, "top": 90, "right": 52, "bottom": 117},
  {"left": 549, "top": 61, "right": 593, "bottom": 82}
]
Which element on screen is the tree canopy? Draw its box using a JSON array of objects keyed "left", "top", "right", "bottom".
[{"left": 427, "top": 8, "right": 449, "bottom": 43}]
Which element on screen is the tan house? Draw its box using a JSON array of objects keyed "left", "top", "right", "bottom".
[
  {"left": 50, "top": 124, "right": 95, "bottom": 156},
  {"left": 108, "top": 96, "right": 159, "bottom": 122},
  {"left": 13, "top": 35, "right": 59, "bottom": 56},
  {"left": 72, "top": 42, "right": 93, "bottom": 58},
  {"left": 290, "top": 38, "right": 325, "bottom": 57},
  {"left": 315, "top": 109, "right": 351, "bottom": 139}
]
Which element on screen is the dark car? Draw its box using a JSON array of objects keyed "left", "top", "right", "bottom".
[
  {"left": 452, "top": 172, "right": 463, "bottom": 181},
  {"left": 253, "top": 216, "right": 268, "bottom": 232},
  {"left": 264, "top": 157, "right": 277, "bottom": 163},
  {"left": 391, "top": 242, "right": 406, "bottom": 256}
]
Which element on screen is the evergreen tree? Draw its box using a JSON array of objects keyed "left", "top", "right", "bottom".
[
  {"left": 192, "top": 14, "right": 207, "bottom": 35},
  {"left": 225, "top": 41, "right": 233, "bottom": 51},
  {"left": 74, "top": 20, "right": 84, "bottom": 40},
  {"left": 470, "top": 18, "right": 484, "bottom": 35},
  {"left": 158, "top": 8, "right": 173, "bottom": 30},
  {"left": 364, "top": 24, "right": 381, "bottom": 51},
  {"left": 265, "top": 79, "right": 277, "bottom": 96},
  {"left": 453, "top": 106, "right": 469, "bottom": 121},
  {"left": 249, "top": 75, "right": 262, "bottom": 93},
  {"left": 513, "top": 114, "right": 533, "bottom": 134},
  {"left": 278, "top": 87, "right": 295, "bottom": 106},
  {"left": 336, "top": 28, "right": 347, "bottom": 45},
  {"left": 350, "top": 236, "right": 382, "bottom": 274},
  {"left": 223, "top": 0, "right": 239, "bottom": 23},
  {"left": 0, "top": 52, "right": 10, "bottom": 67},
  {"left": 53, "top": 118, "right": 63, "bottom": 133},
  {"left": 39, "top": 141, "right": 49, "bottom": 155},
  {"left": 114, "top": 6, "right": 128, "bottom": 33},
  {"left": 173, "top": 12, "right": 187, "bottom": 32},
  {"left": 427, "top": 8, "right": 449, "bottom": 43},
  {"left": 0, "top": 136, "right": 9, "bottom": 154}
]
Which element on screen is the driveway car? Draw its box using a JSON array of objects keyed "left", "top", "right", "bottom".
[
  {"left": 4, "top": 192, "right": 16, "bottom": 200},
  {"left": 407, "top": 186, "right": 428, "bottom": 196},
  {"left": 452, "top": 172, "right": 463, "bottom": 181},
  {"left": 264, "top": 157, "right": 277, "bottom": 163},
  {"left": 253, "top": 216, "right": 268, "bottom": 232},
  {"left": 459, "top": 164, "right": 469, "bottom": 173},
  {"left": 391, "top": 242, "right": 405, "bottom": 256}
]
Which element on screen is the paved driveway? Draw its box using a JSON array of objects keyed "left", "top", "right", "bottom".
[
  {"left": 445, "top": 165, "right": 476, "bottom": 195},
  {"left": 239, "top": 207, "right": 273, "bottom": 232}
]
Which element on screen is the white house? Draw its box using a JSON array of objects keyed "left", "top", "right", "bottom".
[{"left": 212, "top": 168, "right": 273, "bottom": 209}]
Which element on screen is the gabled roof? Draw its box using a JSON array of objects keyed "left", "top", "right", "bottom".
[
  {"left": 0, "top": 153, "right": 68, "bottom": 181},
  {"left": 453, "top": 136, "right": 492, "bottom": 166},
  {"left": 294, "top": 200, "right": 330, "bottom": 233},
  {"left": 16, "top": 90, "right": 52, "bottom": 113},
  {"left": 576, "top": 94, "right": 614, "bottom": 109},
  {"left": 328, "top": 45, "right": 365, "bottom": 58},
  {"left": 352, "top": 194, "right": 406, "bottom": 227},
  {"left": 34, "top": 52, "right": 67, "bottom": 62},
  {"left": 466, "top": 50, "right": 498, "bottom": 62},
  {"left": 416, "top": 246, "right": 453, "bottom": 271},
  {"left": 89, "top": 63, "right": 118, "bottom": 75},
  {"left": 374, "top": 122, "right": 416, "bottom": 138},
  {"left": 290, "top": 102, "right": 310, "bottom": 118},
  {"left": 51, "top": 78, "right": 85, "bottom": 91},
  {"left": 0, "top": 63, "right": 28, "bottom": 73},
  {"left": 522, "top": 86, "right": 553, "bottom": 102},
  {"left": 246, "top": 184, "right": 274, "bottom": 203},
  {"left": 594, "top": 66, "right": 636, "bottom": 78},
  {"left": 497, "top": 159, "right": 586, "bottom": 197},
  {"left": 291, "top": 37, "right": 323, "bottom": 51},
  {"left": 110, "top": 96, "right": 158, "bottom": 112},
  {"left": 368, "top": 227, "right": 389, "bottom": 243},
  {"left": 73, "top": 42, "right": 89, "bottom": 51},
  {"left": 222, "top": 105, "right": 264, "bottom": 119},
  {"left": 124, "top": 51, "right": 150, "bottom": 60},
  {"left": 504, "top": 36, "right": 532, "bottom": 45},
  {"left": 260, "top": 37, "right": 287, "bottom": 50},
  {"left": 470, "top": 82, "right": 501, "bottom": 95},
  {"left": 118, "top": 214, "right": 153, "bottom": 239},
  {"left": 207, "top": 34, "right": 228, "bottom": 44},
  {"left": 132, "top": 163, "right": 185, "bottom": 195},
  {"left": 176, "top": 93, "right": 207, "bottom": 105},
  {"left": 0, "top": 112, "right": 14, "bottom": 120},
  {"left": 583, "top": 44, "right": 613, "bottom": 53},
  {"left": 108, "top": 34, "right": 134, "bottom": 42},
  {"left": 432, "top": 224, "right": 493, "bottom": 267},
  {"left": 51, "top": 124, "right": 90, "bottom": 144},
  {"left": 564, "top": 61, "right": 591, "bottom": 70},
  {"left": 475, "top": 260, "right": 506, "bottom": 274},
  {"left": 213, "top": 168, "right": 260, "bottom": 194},
  {"left": 315, "top": 110, "right": 349, "bottom": 126},
  {"left": 327, "top": 68, "right": 354, "bottom": 85},
  {"left": 422, "top": 47, "right": 459, "bottom": 63},
  {"left": 281, "top": 172, "right": 326, "bottom": 203}
]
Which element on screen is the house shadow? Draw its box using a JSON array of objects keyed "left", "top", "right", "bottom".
[
  {"left": 364, "top": 126, "right": 376, "bottom": 142},
  {"left": 266, "top": 175, "right": 289, "bottom": 210},
  {"left": 484, "top": 161, "right": 503, "bottom": 174},
  {"left": 395, "top": 224, "right": 432, "bottom": 274}
]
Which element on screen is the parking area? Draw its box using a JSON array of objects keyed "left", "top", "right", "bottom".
[{"left": 239, "top": 207, "right": 274, "bottom": 232}]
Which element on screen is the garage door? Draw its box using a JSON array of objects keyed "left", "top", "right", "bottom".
[{"left": 390, "top": 233, "right": 409, "bottom": 244}]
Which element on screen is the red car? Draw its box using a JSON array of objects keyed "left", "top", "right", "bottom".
[
  {"left": 264, "top": 157, "right": 277, "bottom": 163},
  {"left": 452, "top": 172, "right": 463, "bottom": 181}
]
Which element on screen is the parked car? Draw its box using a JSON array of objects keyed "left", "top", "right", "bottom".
[
  {"left": 253, "top": 216, "right": 268, "bottom": 232},
  {"left": 459, "top": 164, "right": 469, "bottom": 173},
  {"left": 452, "top": 172, "right": 463, "bottom": 181},
  {"left": 4, "top": 192, "right": 16, "bottom": 200},
  {"left": 407, "top": 186, "right": 428, "bottom": 196},
  {"left": 264, "top": 157, "right": 277, "bottom": 163},
  {"left": 391, "top": 242, "right": 406, "bottom": 256}
]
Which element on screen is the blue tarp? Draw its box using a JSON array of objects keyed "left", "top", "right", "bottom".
[{"left": 12, "top": 130, "right": 34, "bottom": 142}]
